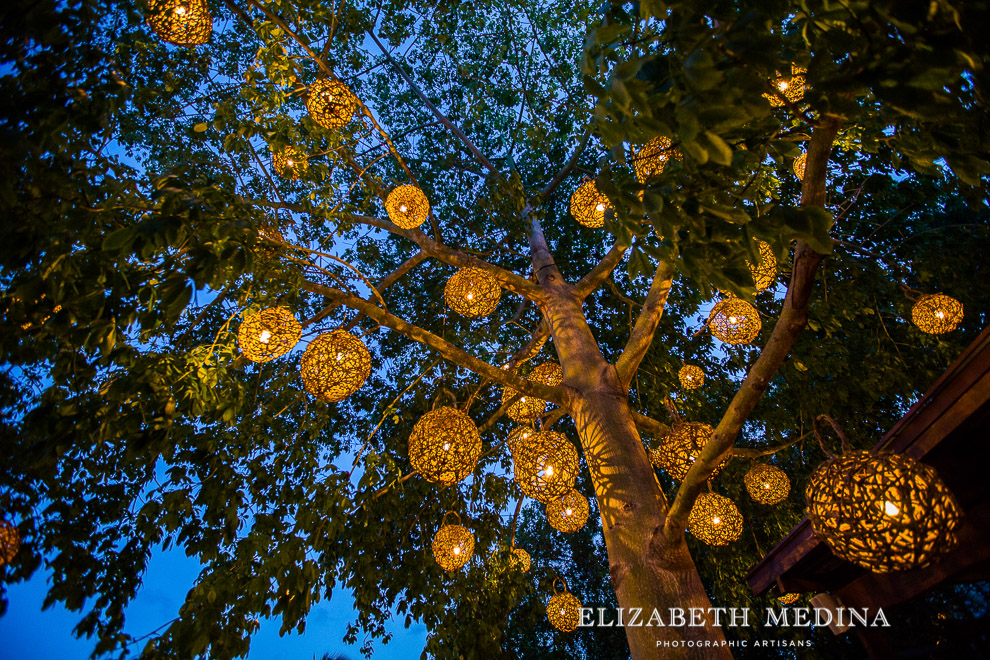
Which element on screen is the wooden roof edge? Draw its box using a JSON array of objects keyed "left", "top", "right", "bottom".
[{"left": 744, "top": 517, "right": 820, "bottom": 595}]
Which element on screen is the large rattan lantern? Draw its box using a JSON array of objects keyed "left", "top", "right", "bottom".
[
  {"left": 306, "top": 78, "right": 358, "bottom": 130},
  {"left": 0, "top": 519, "right": 20, "bottom": 566},
  {"left": 513, "top": 430, "right": 579, "bottom": 503},
  {"left": 678, "top": 364, "right": 704, "bottom": 390},
  {"left": 300, "top": 329, "right": 371, "bottom": 402},
  {"left": 764, "top": 65, "right": 806, "bottom": 107},
  {"left": 444, "top": 267, "right": 501, "bottom": 317},
  {"left": 271, "top": 148, "right": 308, "bottom": 179},
  {"left": 510, "top": 547, "right": 531, "bottom": 573},
  {"left": 709, "top": 298, "right": 762, "bottom": 345},
  {"left": 238, "top": 307, "right": 302, "bottom": 363},
  {"left": 688, "top": 493, "right": 744, "bottom": 546},
  {"left": 546, "top": 489, "right": 590, "bottom": 533},
  {"left": 408, "top": 406, "right": 482, "bottom": 485},
  {"left": 546, "top": 579, "right": 582, "bottom": 632},
  {"left": 744, "top": 463, "right": 791, "bottom": 505},
  {"left": 147, "top": 0, "right": 212, "bottom": 46},
  {"left": 911, "top": 293, "right": 964, "bottom": 335},
  {"left": 385, "top": 185, "right": 430, "bottom": 229},
  {"left": 652, "top": 421, "right": 725, "bottom": 482},
  {"left": 530, "top": 361, "right": 564, "bottom": 387},
  {"left": 501, "top": 385, "right": 546, "bottom": 423},
  {"left": 748, "top": 241, "right": 777, "bottom": 292},
  {"left": 806, "top": 450, "right": 962, "bottom": 573},
  {"left": 432, "top": 512, "right": 475, "bottom": 572},
  {"left": 793, "top": 153, "right": 807, "bottom": 181},
  {"left": 569, "top": 179, "right": 612, "bottom": 228},
  {"left": 634, "top": 136, "right": 681, "bottom": 182}
]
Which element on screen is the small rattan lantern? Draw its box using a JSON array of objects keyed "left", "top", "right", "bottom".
[
  {"left": 444, "top": 267, "right": 501, "bottom": 317},
  {"left": 0, "top": 519, "right": 20, "bottom": 566},
  {"left": 634, "top": 136, "right": 682, "bottom": 183},
  {"left": 513, "top": 430, "right": 579, "bottom": 503},
  {"left": 793, "top": 153, "right": 807, "bottom": 181},
  {"left": 147, "top": 0, "right": 212, "bottom": 47},
  {"left": 688, "top": 493, "right": 744, "bottom": 546},
  {"left": 777, "top": 593, "right": 800, "bottom": 605},
  {"left": 530, "top": 361, "right": 564, "bottom": 387},
  {"left": 432, "top": 512, "right": 475, "bottom": 572},
  {"left": 385, "top": 185, "right": 431, "bottom": 229},
  {"left": 501, "top": 385, "right": 547, "bottom": 423},
  {"left": 709, "top": 298, "right": 762, "bottom": 345},
  {"left": 806, "top": 450, "right": 962, "bottom": 573},
  {"left": 546, "top": 579, "right": 582, "bottom": 632},
  {"left": 569, "top": 179, "right": 612, "bottom": 228},
  {"left": 744, "top": 463, "right": 791, "bottom": 505},
  {"left": 652, "top": 421, "right": 725, "bottom": 482},
  {"left": 911, "top": 293, "right": 964, "bottom": 335},
  {"left": 238, "top": 307, "right": 302, "bottom": 363},
  {"left": 271, "top": 148, "right": 308, "bottom": 179},
  {"left": 747, "top": 241, "right": 777, "bottom": 292},
  {"left": 678, "top": 364, "right": 704, "bottom": 390},
  {"left": 764, "top": 65, "right": 807, "bottom": 107},
  {"left": 408, "top": 406, "right": 482, "bottom": 485},
  {"left": 306, "top": 78, "right": 358, "bottom": 130},
  {"left": 510, "top": 547, "right": 531, "bottom": 573},
  {"left": 546, "top": 489, "right": 590, "bottom": 533},
  {"left": 300, "top": 329, "right": 371, "bottom": 402}
]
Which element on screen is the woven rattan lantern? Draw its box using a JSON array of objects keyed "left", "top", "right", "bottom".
[
  {"left": 764, "top": 65, "right": 807, "bottom": 107},
  {"left": 793, "top": 153, "right": 807, "bottom": 181},
  {"left": 147, "top": 0, "right": 212, "bottom": 46},
  {"left": 507, "top": 426, "right": 538, "bottom": 461},
  {"left": 514, "top": 430, "right": 579, "bottom": 503},
  {"left": 408, "top": 406, "right": 482, "bottom": 485},
  {"left": 653, "top": 421, "right": 725, "bottom": 482},
  {"left": 501, "top": 385, "right": 546, "bottom": 423},
  {"left": 306, "top": 78, "right": 358, "bottom": 130},
  {"left": 748, "top": 241, "right": 777, "bottom": 292},
  {"left": 806, "top": 450, "right": 962, "bottom": 573},
  {"left": 744, "top": 463, "right": 791, "bottom": 505},
  {"left": 569, "top": 179, "right": 612, "bottom": 229},
  {"left": 271, "top": 148, "right": 308, "bottom": 179},
  {"left": 678, "top": 364, "right": 704, "bottom": 390},
  {"left": 530, "top": 361, "right": 564, "bottom": 387},
  {"left": 911, "top": 293, "right": 964, "bottom": 335},
  {"left": 510, "top": 548, "right": 531, "bottom": 573},
  {"left": 688, "top": 493, "right": 744, "bottom": 546},
  {"left": 432, "top": 512, "right": 475, "bottom": 572},
  {"left": 0, "top": 519, "right": 20, "bottom": 566},
  {"left": 709, "top": 298, "right": 762, "bottom": 345},
  {"left": 238, "top": 307, "right": 302, "bottom": 363},
  {"left": 385, "top": 185, "right": 430, "bottom": 229},
  {"left": 546, "top": 579, "right": 582, "bottom": 632},
  {"left": 777, "top": 593, "right": 800, "bottom": 605},
  {"left": 546, "top": 489, "right": 590, "bottom": 533},
  {"left": 444, "top": 267, "right": 501, "bottom": 318},
  {"left": 300, "top": 330, "right": 371, "bottom": 402},
  {"left": 634, "top": 136, "right": 682, "bottom": 183}
]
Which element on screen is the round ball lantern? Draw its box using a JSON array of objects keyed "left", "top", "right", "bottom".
[
  {"left": 634, "top": 136, "right": 681, "bottom": 183},
  {"left": 709, "top": 298, "right": 762, "bottom": 345},
  {"left": 688, "top": 493, "right": 744, "bottom": 546},
  {"left": 271, "top": 148, "right": 308, "bottom": 179},
  {"left": 507, "top": 426, "right": 538, "bottom": 461},
  {"left": 501, "top": 385, "right": 546, "bottom": 423},
  {"left": 546, "top": 580, "right": 582, "bottom": 632},
  {"left": 510, "top": 548, "right": 531, "bottom": 573},
  {"left": 408, "top": 406, "right": 482, "bottom": 485},
  {"left": 793, "top": 153, "right": 807, "bottom": 181},
  {"left": 911, "top": 293, "right": 963, "bottom": 335},
  {"left": 300, "top": 330, "right": 372, "bottom": 402},
  {"left": 678, "top": 364, "right": 704, "bottom": 390},
  {"left": 513, "top": 430, "right": 579, "bottom": 503},
  {"left": 306, "top": 78, "right": 358, "bottom": 130},
  {"left": 744, "top": 463, "right": 791, "bottom": 505},
  {"left": 806, "top": 450, "right": 962, "bottom": 573},
  {"left": 444, "top": 267, "right": 501, "bottom": 318},
  {"left": 569, "top": 179, "right": 611, "bottom": 229},
  {"left": 385, "top": 185, "right": 430, "bottom": 230},
  {"left": 777, "top": 593, "right": 800, "bottom": 605},
  {"left": 432, "top": 513, "right": 475, "bottom": 572},
  {"left": 530, "top": 361, "right": 563, "bottom": 387},
  {"left": 653, "top": 422, "right": 725, "bottom": 482},
  {"left": 747, "top": 241, "right": 777, "bottom": 292},
  {"left": 146, "top": 0, "right": 212, "bottom": 47},
  {"left": 764, "top": 65, "right": 807, "bottom": 107},
  {"left": 238, "top": 307, "right": 302, "bottom": 363},
  {"left": 546, "top": 489, "right": 590, "bottom": 533},
  {"left": 0, "top": 519, "right": 20, "bottom": 566}
]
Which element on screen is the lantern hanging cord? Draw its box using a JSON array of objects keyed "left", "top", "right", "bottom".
[{"left": 813, "top": 414, "right": 851, "bottom": 457}]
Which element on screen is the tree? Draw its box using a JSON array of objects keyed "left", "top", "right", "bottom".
[{"left": 0, "top": 0, "right": 987, "bottom": 658}]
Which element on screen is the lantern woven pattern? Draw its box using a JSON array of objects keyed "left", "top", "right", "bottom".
[
  {"left": 764, "top": 65, "right": 807, "bottom": 107},
  {"left": 432, "top": 520, "right": 475, "bottom": 572},
  {"left": 678, "top": 365, "right": 704, "bottom": 390},
  {"left": 513, "top": 430, "right": 579, "bottom": 503},
  {"left": 748, "top": 241, "right": 777, "bottom": 292},
  {"left": 530, "top": 361, "right": 563, "bottom": 387},
  {"left": 688, "top": 493, "right": 744, "bottom": 546},
  {"left": 385, "top": 185, "right": 430, "bottom": 229},
  {"left": 300, "top": 330, "right": 371, "bottom": 402},
  {"left": 569, "top": 179, "right": 611, "bottom": 228},
  {"left": 634, "top": 136, "right": 682, "bottom": 182},
  {"left": 238, "top": 307, "right": 301, "bottom": 363},
  {"left": 778, "top": 593, "right": 800, "bottom": 605},
  {"left": 806, "top": 450, "right": 962, "bottom": 573},
  {"left": 147, "top": 0, "right": 212, "bottom": 46},
  {"left": 502, "top": 385, "right": 546, "bottom": 423},
  {"left": 510, "top": 548, "right": 531, "bottom": 573},
  {"left": 546, "top": 489, "right": 590, "bottom": 533},
  {"left": 793, "top": 153, "right": 807, "bottom": 181},
  {"left": 547, "top": 588, "right": 582, "bottom": 632},
  {"left": 710, "top": 298, "right": 762, "bottom": 345},
  {"left": 507, "top": 426, "right": 538, "bottom": 461},
  {"left": 744, "top": 463, "right": 791, "bottom": 505},
  {"left": 444, "top": 267, "right": 501, "bottom": 317},
  {"left": 271, "top": 148, "right": 308, "bottom": 179},
  {"left": 0, "top": 519, "right": 19, "bottom": 566},
  {"left": 306, "top": 78, "right": 358, "bottom": 130},
  {"left": 408, "top": 406, "right": 482, "bottom": 485},
  {"left": 911, "top": 294, "right": 963, "bottom": 335},
  {"left": 653, "top": 422, "right": 725, "bottom": 482}
]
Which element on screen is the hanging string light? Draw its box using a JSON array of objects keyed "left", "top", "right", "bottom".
[
  {"left": 634, "top": 136, "right": 682, "bottom": 182},
  {"left": 911, "top": 293, "right": 964, "bottom": 335},
  {"left": 0, "top": 519, "right": 20, "bottom": 566},
  {"left": 146, "top": 0, "right": 212, "bottom": 47},
  {"left": 271, "top": 148, "right": 308, "bottom": 179},
  {"left": 306, "top": 78, "right": 358, "bottom": 130},
  {"left": 793, "top": 153, "right": 807, "bottom": 181},
  {"left": 569, "top": 179, "right": 612, "bottom": 228},
  {"left": 444, "top": 267, "right": 501, "bottom": 317},
  {"left": 530, "top": 361, "right": 564, "bottom": 387},
  {"left": 744, "top": 463, "right": 791, "bottom": 505},
  {"left": 432, "top": 512, "right": 475, "bottom": 572},
  {"left": 652, "top": 421, "right": 726, "bottom": 482},
  {"left": 747, "top": 241, "right": 777, "bottom": 292},
  {"left": 385, "top": 185, "right": 431, "bottom": 229},
  {"left": 300, "top": 329, "right": 372, "bottom": 402},
  {"left": 678, "top": 364, "right": 704, "bottom": 390},
  {"left": 513, "top": 430, "right": 579, "bottom": 503},
  {"left": 408, "top": 406, "right": 482, "bottom": 485},
  {"left": 688, "top": 493, "right": 744, "bottom": 546},
  {"left": 546, "top": 489, "right": 590, "bottom": 533},
  {"left": 546, "top": 579, "right": 582, "bottom": 632},
  {"left": 238, "top": 307, "right": 302, "bottom": 363},
  {"left": 764, "top": 65, "right": 807, "bottom": 107},
  {"left": 510, "top": 548, "right": 531, "bottom": 573},
  {"left": 709, "top": 298, "right": 762, "bottom": 345}
]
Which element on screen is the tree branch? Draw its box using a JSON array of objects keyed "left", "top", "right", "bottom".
[
  {"left": 631, "top": 410, "right": 671, "bottom": 439},
  {"left": 539, "top": 129, "right": 592, "bottom": 202},
  {"left": 614, "top": 260, "right": 676, "bottom": 387},
  {"left": 574, "top": 241, "right": 630, "bottom": 299},
  {"left": 730, "top": 430, "right": 812, "bottom": 458}
]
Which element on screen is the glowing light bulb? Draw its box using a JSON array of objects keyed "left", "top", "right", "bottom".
[
  {"left": 763, "top": 483, "right": 771, "bottom": 489},
  {"left": 560, "top": 608, "right": 566, "bottom": 615},
  {"left": 175, "top": 4, "right": 188, "bottom": 15},
  {"left": 286, "top": 159, "right": 294, "bottom": 167},
  {"left": 565, "top": 508, "right": 573, "bottom": 516},
  {"left": 884, "top": 501, "right": 900, "bottom": 517},
  {"left": 728, "top": 316, "right": 738, "bottom": 324},
  {"left": 466, "top": 292, "right": 474, "bottom": 300},
  {"left": 336, "top": 352, "right": 343, "bottom": 361},
  {"left": 520, "top": 397, "right": 526, "bottom": 403},
  {"left": 399, "top": 204, "right": 407, "bottom": 213},
  {"left": 596, "top": 203, "right": 605, "bottom": 212},
  {"left": 712, "top": 516, "right": 721, "bottom": 525},
  {"left": 779, "top": 81, "right": 789, "bottom": 91},
  {"left": 545, "top": 465, "right": 554, "bottom": 477},
  {"left": 453, "top": 546, "right": 461, "bottom": 556},
  {"left": 258, "top": 329, "right": 272, "bottom": 344},
  {"left": 936, "top": 311, "right": 945, "bottom": 319},
  {"left": 443, "top": 442, "right": 451, "bottom": 451}
]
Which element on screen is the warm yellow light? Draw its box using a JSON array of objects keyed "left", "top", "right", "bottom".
[
  {"left": 778, "top": 81, "right": 788, "bottom": 91},
  {"left": 399, "top": 204, "right": 407, "bottom": 213},
  {"left": 443, "top": 442, "right": 451, "bottom": 451},
  {"left": 565, "top": 508, "right": 573, "bottom": 516},
  {"left": 466, "top": 292, "right": 474, "bottom": 300},
  {"left": 712, "top": 516, "right": 721, "bottom": 525},
  {"left": 728, "top": 316, "right": 738, "bottom": 324},
  {"left": 453, "top": 546, "right": 461, "bottom": 555},
  {"left": 175, "top": 4, "right": 187, "bottom": 14},
  {"left": 258, "top": 329, "right": 272, "bottom": 344},
  {"left": 545, "top": 464, "right": 554, "bottom": 477},
  {"left": 884, "top": 501, "right": 900, "bottom": 517}
]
